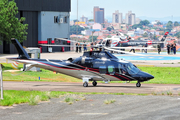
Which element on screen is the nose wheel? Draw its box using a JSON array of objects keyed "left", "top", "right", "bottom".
[
  {"left": 83, "top": 82, "right": 88, "bottom": 87},
  {"left": 136, "top": 82, "right": 141, "bottom": 87},
  {"left": 92, "top": 81, "right": 97, "bottom": 86}
]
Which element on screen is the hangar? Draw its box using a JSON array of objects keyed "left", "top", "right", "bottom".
[{"left": 0, "top": 0, "right": 71, "bottom": 54}]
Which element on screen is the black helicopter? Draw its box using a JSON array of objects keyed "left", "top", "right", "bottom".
[{"left": 8, "top": 38, "right": 154, "bottom": 87}]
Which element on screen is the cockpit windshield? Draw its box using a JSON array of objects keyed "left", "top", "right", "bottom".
[
  {"left": 125, "top": 63, "right": 140, "bottom": 75},
  {"left": 102, "top": 41, "right": 106, "bottom": 44}
]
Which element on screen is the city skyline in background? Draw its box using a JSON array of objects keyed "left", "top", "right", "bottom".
[{"left": 71, "top": 0, "right": 180, "bottom": 22}]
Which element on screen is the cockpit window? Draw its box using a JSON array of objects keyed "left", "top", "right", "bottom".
[
  {"left": 125, "top": 63, "right": 139, "bottom": 75},
  {"left": 102, "top": 41, "right": 106, "bottom": 44}
]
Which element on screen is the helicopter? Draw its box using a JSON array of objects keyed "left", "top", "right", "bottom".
[
  {"left": 96, "top": 32, "right": 169, "bottom": 52},
  {"left": 7, "top": 38, "right": 154, "bottom": 87}
]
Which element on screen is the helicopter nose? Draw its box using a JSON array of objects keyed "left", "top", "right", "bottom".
[
  {"left": 146, "top": 74, "right": 154, "bottom": 80},
  {"left": 137, "top": 72, "right": 154, "bottom": 81}
]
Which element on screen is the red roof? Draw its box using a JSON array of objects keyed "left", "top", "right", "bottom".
[
  {"left": 176, "top": 45, "right": 180, "bottom": 50},
  {"left": 97, "top": 36, "right": 104, "bottom": 40}
]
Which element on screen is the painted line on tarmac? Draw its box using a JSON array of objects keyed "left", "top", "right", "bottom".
[{"left": 80, "top": 113, "right": 108, "bottom": 115}]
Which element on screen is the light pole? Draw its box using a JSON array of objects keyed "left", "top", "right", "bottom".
[
  {"left": 92, "top": 30, "right": 95, "bottom": 43},
  {"left": 76, "top": 0, "right": 78, "bottom": 42},
  {"left": 0, "top": 64, "right": 3, "bottom": 100}
]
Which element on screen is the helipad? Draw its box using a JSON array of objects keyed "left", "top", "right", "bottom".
[{"left": 114, "top": 52, "right": 180, "bottom": 61}]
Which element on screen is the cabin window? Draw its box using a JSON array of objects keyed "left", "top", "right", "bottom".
[
  {"left": 108, "top": 65, "right": 115, "bottom": 75},
  {"left": 99, "top": 66, "right": 106, "bottom": 74}
]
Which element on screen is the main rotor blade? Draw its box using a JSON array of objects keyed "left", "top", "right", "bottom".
[
  {"left": 110, "top": 47, "right": 156, "bottom": 50},
  {"left": 103, "top": 47, "right": 146, "bottom": 56}
]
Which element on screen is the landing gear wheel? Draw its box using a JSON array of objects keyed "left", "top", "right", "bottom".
[
  {"left": 136, "top": 82, "right": 141, "bottom": 87},
  {"left": 83, "top": 82, "right": 88, "bottom": 87},
  {"left": 92, "top": 81, "right": 97, "bottom": 86}
]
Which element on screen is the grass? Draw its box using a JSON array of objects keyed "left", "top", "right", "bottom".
[
  {"left": 1, "top": 63, "right": 180, "bottom": 84},
  {"left": 112, "top": 67, "right": 180, "bottom": 84},
  {"left": 0, "top": 90, "right": 149, "bottom": 106},
  {"left": 139, "top": 67, "right": 180, "bottom": 84},
  {"left": 104, "top": 99, "right": 116, "bottom": 104},
  {"left": 63, "top": 94, "right": 86, "bottom": 105},
  {"left": 2, "top": 63, "right": 80, "bottom": 82},
  {"left": 0, "top": 90, "right": 179, "bottom": 106},
  {"left": 0, "top": 90, "right": 66, "bottom": 106}
]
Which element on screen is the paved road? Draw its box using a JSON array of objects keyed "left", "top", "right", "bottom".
[
  {"left": 0, "top": 94, "right": 180, "bottom": 120},
  {"left": 3, "top": 81, "right": 180, "bottom": 95}
]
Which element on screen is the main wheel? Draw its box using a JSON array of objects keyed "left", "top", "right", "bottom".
[
  {"left": 136, "top": 82, "right": 141, "bottom": 87},
  {"left": 83, "top": 82, "right": 88, "bottom": 87},
  {"left": 92, "top": 81, "right": 97, "bottom": 86}
]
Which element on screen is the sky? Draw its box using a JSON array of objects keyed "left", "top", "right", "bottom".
[{"left": 70, "top": 0, "right": 180, "bottom": 22}]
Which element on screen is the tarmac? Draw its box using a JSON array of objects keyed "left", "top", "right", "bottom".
[
  {"left": 2, "top": 81, "right": 180, "bottom": 95},
  {"left": 1, "top": 51, "right": 180, "bottom": 120}
]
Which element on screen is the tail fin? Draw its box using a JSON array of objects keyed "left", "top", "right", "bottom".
[
  {"left": 11, "top": 38, "right": 30, "bottom": 59},
  {"left": 160, "top": 32, "right": 169, "bottom": 41}
]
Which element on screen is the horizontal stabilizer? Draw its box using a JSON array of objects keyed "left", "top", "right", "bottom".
[{"left": 161, "top": 32, "right": 169, "bottom": 41}]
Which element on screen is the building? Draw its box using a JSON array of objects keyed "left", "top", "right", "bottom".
[
  {"left": 80, "top": 15, "right": 88, "bottom": 24},
  {"left": 81, "top": 30, "right": 92, "bottom": 36},
  {"left": 136, "top": 18, "right": 141, "bottom": 24},
  {"left": 111, "top": 23, "right": 121, "bottom": 30},
  {"left": 125, "top": 11, "right": 136, "bottom": 25},
  {"left": 112, "top": 10, "right": 123, "bottom": 24},
  {"left": 92, "top": 23, "right": 103, "bottom": 30},
  {"left": 93, "top": 6, "right": 104, "bottom": 24},
  {"left": 0, "top": 0, "right": 71, "bottom": 54}
]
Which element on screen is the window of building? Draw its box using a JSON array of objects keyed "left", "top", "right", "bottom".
[
  {"left": 64, "top": 16, "right": 67, "bottom": 23},
  {"left": 54, "top": 16, "right": 58, "bottom": 23}
]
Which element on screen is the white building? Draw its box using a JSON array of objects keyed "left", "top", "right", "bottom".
[
  {"left": 92, "top": 23, "right": 103, "bottom": 30},
  {"left": 81, "top": 30, "right": 92, "bottom": 36},
  {"left": 112, "top": 10, "right": 123, "bottom": 24},
  {"left": 80, "top": 15, "right": 88, "bottom": 24},
  {"left": 131, "top": 13, "right": 136, "bottom": 25},
  {"left": 136, "top": 18, "right": 141, "bottom": 24},
  {"left": 125, "top": 11, "right": 136, "bottom": 25}
]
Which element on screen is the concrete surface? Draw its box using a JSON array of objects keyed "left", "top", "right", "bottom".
[
  {"left": 3, "top": 81, "right": 180, "bottom": 95},
  {"left": 0, "top": 95, "right": 180, "bottom": 120}
]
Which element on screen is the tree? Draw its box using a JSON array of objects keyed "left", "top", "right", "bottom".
[
  {"left": 139, "top": 20, "right": 150, "bottom": 26},
  {"left": 142, "top": 32, "right": 148, "bottom": 37},
  {"left": 174, "top": 32, "right": 180, "bottom": 40},
  {"left": 88, "top": 19, "right": 94, "bottom": 22},
  {"left": 149, "top": 33, "right": 153, "bottom": 39},
  {"left": 70, "top": 25, "right": 85, "bottom": 35},
  {"left": 132, "top": 20, "right": 150, "bottom": 29},
  {"left": 132, "top": 24, "right": 143, "bottom": 29},
  {"left": 89, "top": 36, "right": 97, "bottom": 42},
  {"left": 174, "top": 21, "right": 180, "bottom": 26},
  {"left": 101, "top": 23, "right": 105, "bottom": 28},
  {"left": 166, "top": 21, "right": 173, "bottom": 32},
  {"left": 107, "top": 27, "right": 112, "bottom": 31},
  {"left": 0, "top": 0, "right": 28, "bottom": 44},
  {"left": 157, "top": 21, "right": 162, "bottom": 25}
]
